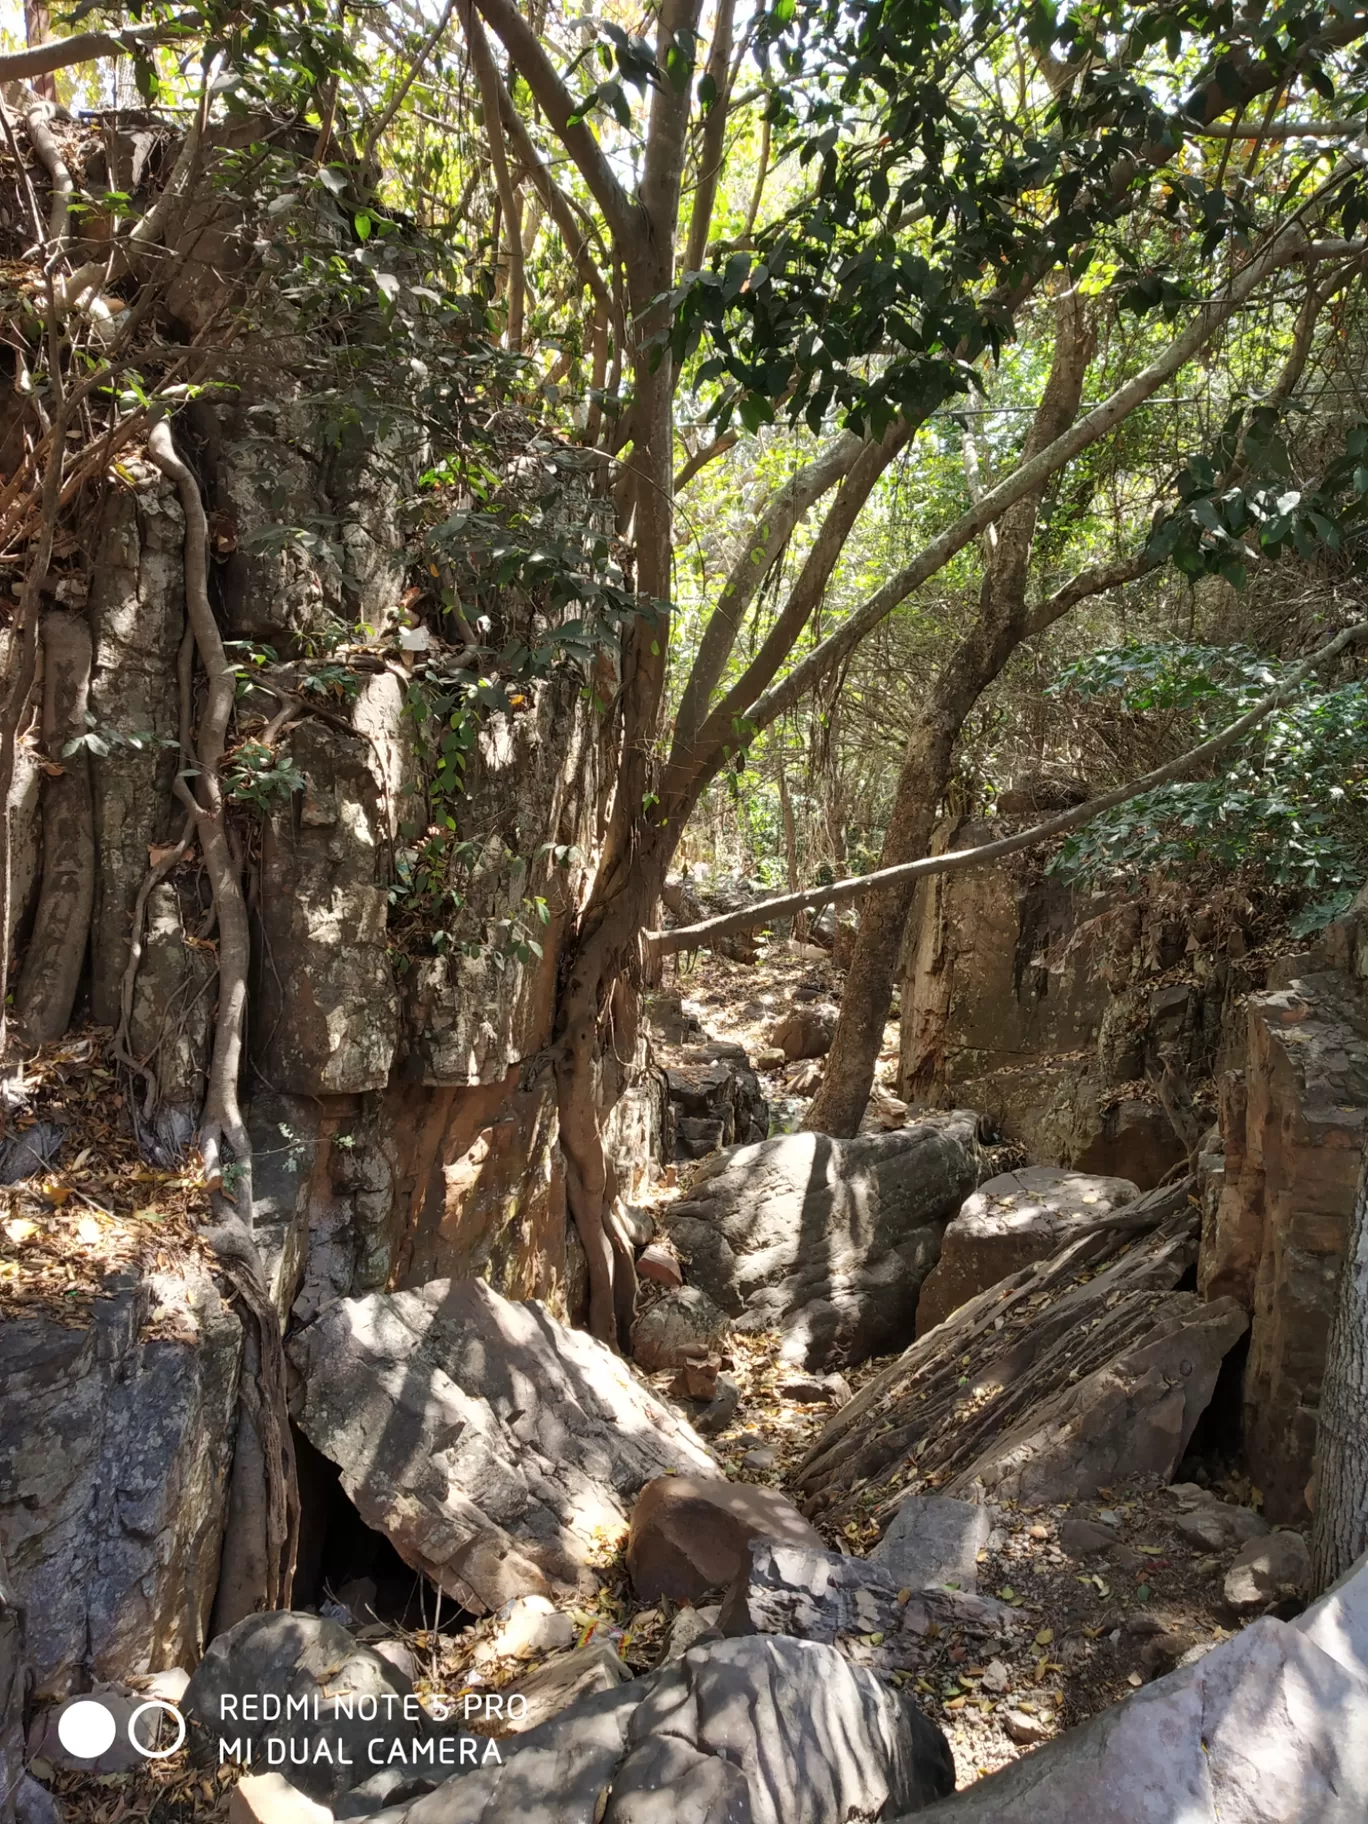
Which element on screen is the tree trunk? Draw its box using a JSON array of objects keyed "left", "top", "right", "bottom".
[
  {"left": 1311, "top": 1141, "right": 1368, "bottom": 1592},
  {"left": 806, "top": 292, "right": 1094, "bottom": 1136}
]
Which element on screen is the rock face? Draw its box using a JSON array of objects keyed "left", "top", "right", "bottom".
[
  {"left": 659, "top": 1115, "right": 982, "bottom": 1368},
  {"left": 870, "top": 1496, "right": 992, "bottom": 1594},
  {"left": 666, "top": 1051, "right": 769, "bottom": 1161},
  {"left": 0, "top": 1538, "right": 23, "bottom": 1824},
  {"left": 1199, "top": 969, "right": 1368, "bottom": 1522},
  {"left": 915, "top": 1168, "right": 1138, "bottom": 1334},
  {"left": 288, "top": 1278, "right": 714, "bottom": 1611},
  {"left": 796, "top": 1181, "right": 1248, "bottom": 1524},
  {"left": 898, "top": 833, "right": 1257, "bottom": 1185},
  {"left": 627, "top": 1477, "right": 825, "bottom": 1603},
  {"left": 182, "top": 1613, "right": 421, "bottom": 1803},
  {"left": 397, "top": 1634, "right": 955, "bottom": 1824},
  {"left": 0, "top": 1261, "right": 241, "bottom": 1696},
  {"left": 907, "top": 1581, "right": 1368, "bottom": 1823}
]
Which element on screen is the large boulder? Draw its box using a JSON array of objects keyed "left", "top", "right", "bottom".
[
  {"left": 0, "top": 1260, "right": 242, "bottom": 1697},
  {"left": 627, "top": 1476, "right": 824, "bottom": 1603},
  {"left": 915, "top": 1168, "right": 1138, "bottom": 1335},
  {"left": 287, "top": 1279, "right": 715, "bottom": 1612},
  {"left": 182, "top": 1612, "right": 422, "bottom": 1803},
  {"left": 658, "top": 1116, "right": 982, "bottom": 1369},
  {"left": 905, "top": 1581, "right": 1368, "bottom": 1823},
  {"left": 629, "top": 1288, "right": 730, "bottom": 1371},
  {"left": 396, "top": 1634, "right": 955, "bottom": 1823}
]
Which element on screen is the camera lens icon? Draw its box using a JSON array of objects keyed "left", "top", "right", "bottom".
[{"left": 56, "top": 1696, "right": 186, "bottom": 1762}]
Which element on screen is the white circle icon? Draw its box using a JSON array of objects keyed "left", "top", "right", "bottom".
[
  {"left": 129, "top": 1700, "right": 186, "bottom": 1759},
  {"left": 56, "top": 1700, "right": 117, "bottom": 1760}
]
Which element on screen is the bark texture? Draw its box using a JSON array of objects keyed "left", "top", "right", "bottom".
[{"left": 1311, "top": 1144, "right": 1368, "bottom": 1592}]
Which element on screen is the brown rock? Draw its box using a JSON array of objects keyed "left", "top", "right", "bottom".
[
  {"left": 1198, "top": 971, "right": 1368, "bottom": 1521},
  {"left": 671, "top": 1357, "right": 721, "bottom": 1402},
  {"left": 1060, "top": 1519, "right": 1118, "bottom": 1558},
  {"left": 627, "top": 1476, "right": 825, "bottom": 1603},
  {"left": 767, "top": 1007, "right": 835, "bottom": 1062},
  {"left": 637, "top": 1244, "right": 683, "bottom": 1289},
  {"left": 631, "top": 1287, "right": 731, "bottom": 1372},
  {"left": 917, "top": 1168, "right": 1139, "bottom": 1336}
]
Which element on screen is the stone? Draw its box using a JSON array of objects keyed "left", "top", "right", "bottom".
[
  {"left": 1293, "top": 1545, "right": 1368, "bottom": 1680},
  {"left": 1224, "top": 1531, "right": 1310, "bottom": 1611},
  {"left": 1002, "top": 1709, "right": 1051, "bottom": 1745},
  {"left": 692, "top": 1376, "right": 741, "bottom": 1436},
  {"left": 228, "top": 1773, "right": 334, "bottom": 1824},
  {"left": 742, "top": 1447, "right": 779, "bottom": 1472},
  {"left": 288, "top": 1279, "right": 714, "bottom": 1613},
  {"left": 631, "top": 1288, "right": 731, "bottom": 1372},
  {"left": 1199, "top": 970, "right": 1368, "bottom": 1521},
  {"left": 636, "top": 1245, "right": 682, "bottom": 1289},
  {"left": 907, "top": 1609, "right": 1368, "bottom": 1823},
  {"left": 947, "top": 1296, "right": 1249, "bottom": 1505},
  {"left": 660, "top": 1606, "right": 721, "bottom": 1663},
  {"left": 980, "top": 1659, "right": 1010, "bottom": 1695},
  {"left": 670, "top": 1357, "right": 721, "bottom": 1402},
  {"left": 13, "top": 1780, "right": 60, "bottom": 1824},
  {"left": 870, "top": 1495, "right": 991, "bottom": 1594},
  {"left": 666, "top": 1060, "right": 769, "bottom": 1161},
  {"left": 1059, "top": 1519, "right": 1118, "bottom": 1558},
  {"left": 182, "top": 1612, "right": 423, "bottom": 1803},
  {"left": 335, "top": 1770, "right": 436, "bottom": 1820},
  {"left": 479, "top": 1596, "right": 575, "bottom": 1662},
  {"left": 29, "top": 1690, "right": 152, "bottom": 1773},
  {"left": 778, "top": 1373, "right": 852, "bottom": 1408},
  {"left": 397, "top": 1634, "right": 954, "bottom": 1824},
  {"left": 659, "top": 1116, "right": 981, "bottom": 1369},
  {"left": 627, "top": 1478, "right": 825, "bottom": 1604},
  {"left": 718, "top": 1539, "right": 1019, "bottom": 1664},
  {"left": 0, "top": 1260, "right": 242, "bottom": 1697},
  {"left": 1173, "top": 1500, "right": 1270, "bottom": 1553},
  {"left": 915, "top": 1169, "right": 1139, "bottom": 1335},
  {"left": 1, "top": 1538, "right": 24, "bottom": 1824},
  {"left": 766, "top": 1008, "right": 836, "bottom": 1062},
  {"left": 502, "top": 1642, "right": 631, "bottom": 1732}
]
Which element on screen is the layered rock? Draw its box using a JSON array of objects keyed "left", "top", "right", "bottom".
[
  {"left": 666, "top": 1048, "right": 768, "bottom": 1161},
  {"left": 396, "top": 1634, "right": 955, "bottom": 1824},
  {"left": 0, "top": 1261, "right": 241, "bottom": 1697},
  {"left": 288, "top": 1278, "right": 715, "bottom": 1612},
  {"left": 1198, "top": 969, "right": 1368, "bottom": 1521},
  {"left": 915, "top": 1167, "right": 1138, "bottom": 1335},
  {"left": 659, "top": 1115, "right": 982, "bottom": 1369}
]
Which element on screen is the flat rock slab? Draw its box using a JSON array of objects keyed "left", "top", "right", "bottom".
[
  {"left": 627, "top": 1476, "right": 824, "bottom": 1604},
  {"left": 907, "top": 1596, "right": 1368, "bottom": 1823},
  {"left": 870, "top": 1496, "right": 992, "bottom": 1594},
  {"left": 501, "top": 1643, "right": 631, "bottom": 1734},
  {"left": 916, "top": 1169, "right": 1139, "bottom": 1336},
  {"left": 719, "top": 1540, "right": 1020, "bottom": 1673},
  {"left": 659, "top": 1115, "right": 981, "bottom": 1369},
  {"left": 396, "top": 1635, "right": 955, "bottom": 1824},
  {"left": 288, "top": 1279, "right": 715, "bottom": 1612}
]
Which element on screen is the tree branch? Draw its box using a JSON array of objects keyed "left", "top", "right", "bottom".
[
  {"left": 0, "top": 15, "right": 199, "bottom": 83},
  {"left": 645, "top": 616, "right": 1368, "bottom": 955}
]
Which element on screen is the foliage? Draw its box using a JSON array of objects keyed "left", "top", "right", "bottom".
[
  {"left": 1047, "top": 641, "right": 1368, "bottom": 907},
  {"left": 221, "top": 741, "right": 307, "bottom": 813}
]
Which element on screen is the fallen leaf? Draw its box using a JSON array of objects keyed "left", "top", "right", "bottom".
[{"left": 1035, "top": 1628, "right": 1054, "bottom": 1646}]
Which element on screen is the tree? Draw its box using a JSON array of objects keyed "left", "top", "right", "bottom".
[{"left": 1312, "top": 1133, "right": 1368, "bottom": 1591}]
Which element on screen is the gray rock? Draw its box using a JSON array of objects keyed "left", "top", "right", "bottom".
[
  {"left": 1001, "top": 1709, "right": 1051, "bottom": 1746},
  {"left": 947, "top": 1297, "right": 1249, "bottom": 1505},
  {"left": 288, "top": 1279, "right": 714, "bottom": 1613},
  {"left": 916, "top": 1169, "right": 1139, "bottom": 1335},
  {"left": 1293, "top": 1545, "right": 1368, "bottom": 1679},
  {"left": 1224, "top": 1531, "right": 1310, "bottom": 1611},
  {"left": 0, "top": 1262, "right": 241, "bottom": 1696},
  {"left": 659, "top": 1116, "right": 982, "bottom": 1370},
  {"left": 397, "top": 1635, "right": 954, "bottom": 1824},
  {"left": 182, "top": 1612, "right": 422, "bottom": 1803},
  {"left": 778, "top": 1373, "right": 852, "bottom": 1408},
  {"left": 502, "top": 1643, "right": 631, "bottom": 1732},
  {"left": 905, "top": 1607, "right": 1368, "bottom": 1823},
  {"left": 666, "top": 1060, "right": 769, "bottom": 1161},
  {"left": 14, "top": 1778, "right": 61, "bottom": 1824},
  {"left": 1173, "top": 1500, "right": 1270, "bottom": 1553},
  {"left": 336, "top": 1770, "right": 438, "bottom": 1819},
  {"left": 1059, "top": 1519, "right": 1117, "bottom": 1558},
  {"left": 659, "top": 1606, "right": 721, "bottom": 1663},
  {"left": 630, "top": 1288, "right": 731, "bottom": 1372},
  {"left": 718, "top": 1539, "right": 1019, "bottom": 1668},
  {"left": 1, "top": 1539, "right": 24, "bottom": 1824},
  {"left": 692, "top": 1375, "right": 741, "bottom": 1436},
  {"left": 870, "top": 1496, "right": 991, "bottom": 1594}
]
